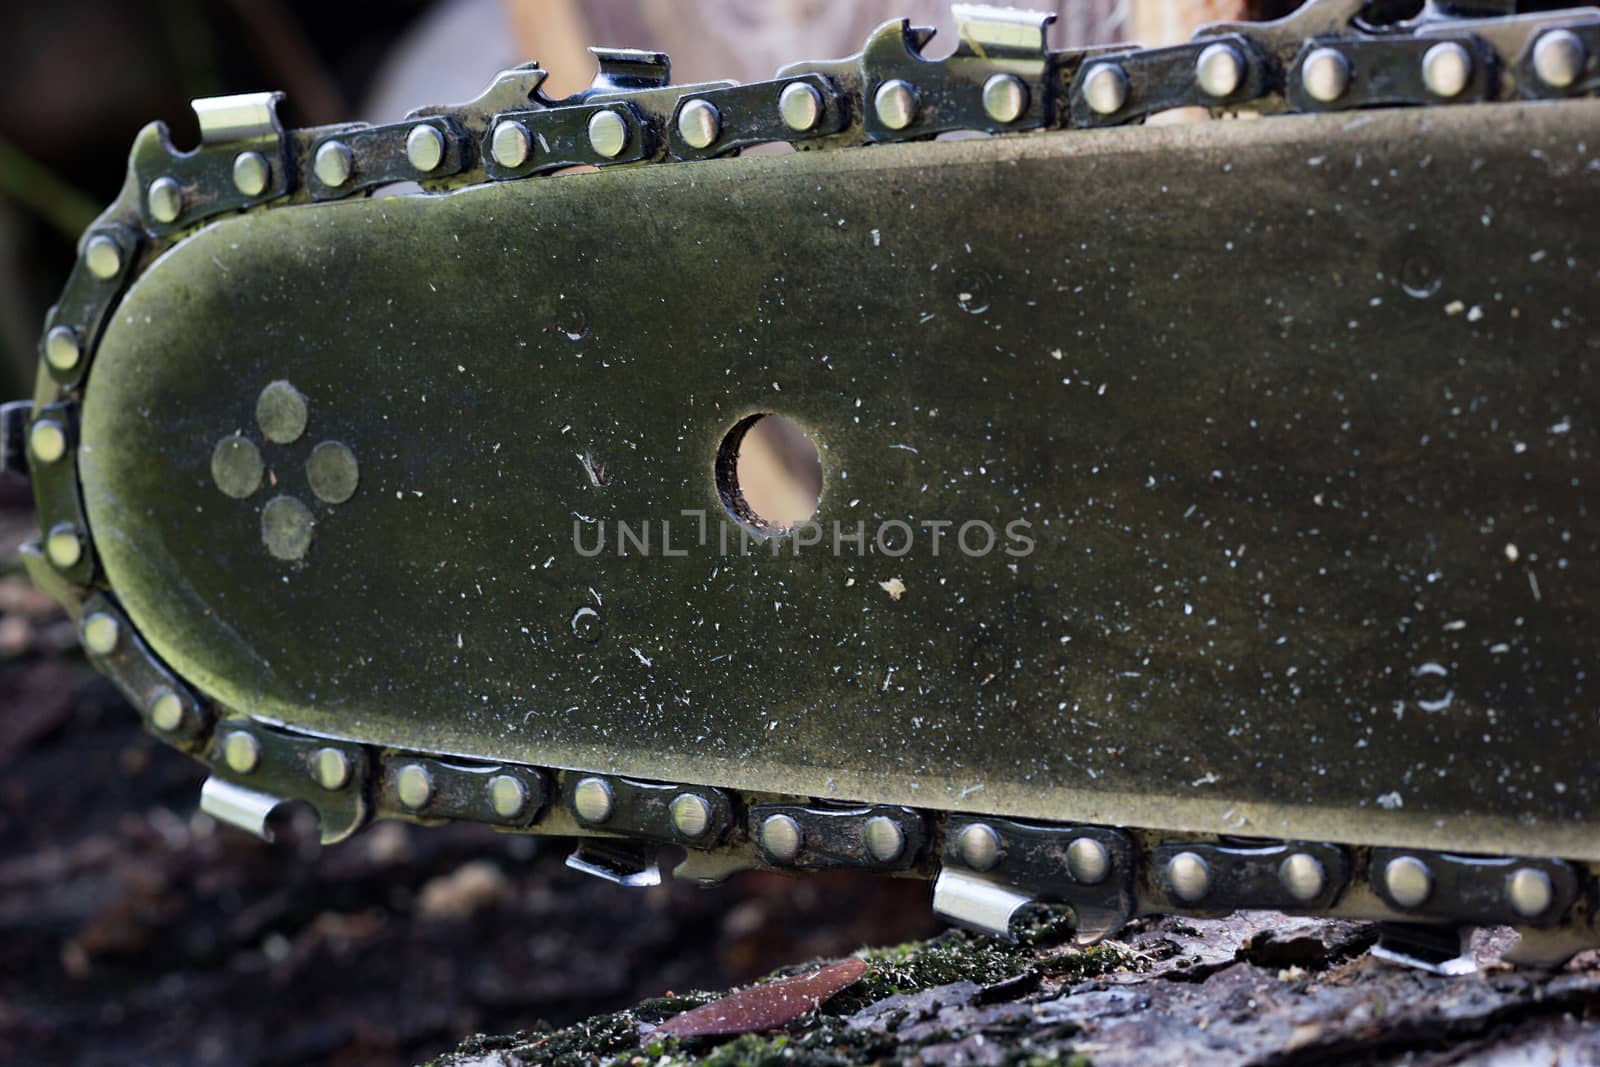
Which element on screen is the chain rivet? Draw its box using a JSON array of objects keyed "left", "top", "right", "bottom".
[
  {"left": 1421, "top": 42, "right": 1473, "bottom": 98},
  {"left": 874, "top": 79, "right": 918, "bottom": 130},
  {"left": 1532, "top": 29, "right": 1586, "bottom": 90},
  {"left": 314, "top": 140, "right": 354, "bottom": 188},
  {"left": 1384, "top": 855, "right": 1433, "bottom": 909},
  {"left": 491, "top": 120, "right": 531, "bottom": 168},
  {"left": 573, "top": 776, "right": 615, "bottom": 823},
  {"left": 778, "top": 82, "right": 824, "bottom": 132},
  {"left": 85, "top": 234, "right": 122, "bottom": 280},
  {"left": 147, "top": 177, "right": 183, "bottom": 224},
  {"left": 1067, "top": 836, "right": 1110, "bottom": 885},
  {"left": 45, "top": 523, "right": 83, "bottom": 569},
  {"left": 148, "top": 688, "right": 186, "bottom": 733},
  {"left": 1167, "top": 851, "right": 1212, "bottom": 903},
  {"left": 981, "top": 73, "right": 1028, "bottom": 124},
  {"left": 1196, "top": 43, "right": 1245, "bottom": 98},
  {"left": 29, "top": 419, "right": 66, "bottom": 464},
  {"left": 396, "top": 763, "right": 434, "bottom": 810},
  {"left": 760, "top": 813, "right": 803, "bottom": 863},
  {"left": 489, "top": 773, "right": 529, "bottom": 819},
  {"left": 1507, "top": 866, "right": 1554, "bottom": 919},
  {"left": 1083, "top": 63, "right": 1129, "bottom": 115},
  {"left": 1302, "top": 47, "right": 1351, "bottom": 103},
  {"left": 45, "top": 325, "right": 81, "bottom": 372},
  {"left": 232, "top": 151, "right": 270, "bottom": 196},
  {"left": 588, "top": 109, "right": 629, "bottom": 159},
  {"left": 313, "top": 747, "right": 352, "bottom": 791},
  {"left": 406, "top": 124, "right": 446, "bottom": 173},
  {"left": 864, "top": 815, "right": 905, "bottom": 863},
  {"left": 82, "top": 611, "right": 120, "bottom": 655},
  {"left": 670, "top": 792, "right": 714, "bottom": 839},
  {"left": 677, "top": 99, "right": 721, "bottom": 149},
  {"left": 223, "top": 731, "right": 260, "bottom": 774},
  {"left": 956, "top": 822, "right": 1003, "bottom": 871},
  {"left": 1279, "top": 852, "right": 1326, "bottom": 903}
]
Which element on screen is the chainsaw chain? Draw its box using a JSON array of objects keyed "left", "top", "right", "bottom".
[{"left": 11, "top": 0, "right": 1600, "bottom": 965}]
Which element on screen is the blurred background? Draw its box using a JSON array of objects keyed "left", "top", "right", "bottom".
[{"left": 0, "top": 2, "right": 1252, "bottom": 1064}]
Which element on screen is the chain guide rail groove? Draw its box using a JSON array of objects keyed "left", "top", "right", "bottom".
[{"left": 14, "top": 0, "right": 1600, "bottom": 970}]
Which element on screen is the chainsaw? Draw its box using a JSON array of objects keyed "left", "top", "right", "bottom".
[{"left": 4, "top": 0, "right": 1598, "bottom": 974}]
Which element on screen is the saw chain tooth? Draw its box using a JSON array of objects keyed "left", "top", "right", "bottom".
[
  {"left": 409, "top": 62, "right": 551, "bottom": 125},
  {"left": 585, "top": 46, "right": 673, "bottom": 95},
  {"left": 950, "top": 4, "right": 1056, "bottom": 60},
  {"left": 190, "top": 91, "right": 285, "bottom": 145},
  {"left": 0, "top": 400, "right": 29, "bottom": 477},
  {"left": 200, "top": 776, "right": 292, "bottom": 842},
  {"left": 932, "top": 868, "right": 1038, "bottom": 939},
  {"left": 566, "top": 839, "right": 664, "bottom": 887}
]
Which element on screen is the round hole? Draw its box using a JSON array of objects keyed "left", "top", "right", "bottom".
[{"left": 715, "top": 414, "right": 822, "bottom": 534}]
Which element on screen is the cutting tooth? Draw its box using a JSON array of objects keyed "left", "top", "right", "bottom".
[
  {"left": 200, "top": 776, "right": 286, "bottom": 840},
  {"left": 932, "top": 868, "right": 1034, "bottom": 938}
]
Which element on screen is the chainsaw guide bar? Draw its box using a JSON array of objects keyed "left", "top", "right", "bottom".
[{"left": 5, "top": 0, "right": 1600, "bottom": 972}]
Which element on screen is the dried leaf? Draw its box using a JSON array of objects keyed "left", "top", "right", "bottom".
[{"left": 653, "top": 957, "right": 869, "bottom": 1040}]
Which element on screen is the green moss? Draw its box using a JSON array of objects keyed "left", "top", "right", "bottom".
[
  {"left": 443, "top": 923, "right": 1138, "bottom": 1066},
  {"left": 502, "top": 1010, "right": 641, "bottom": 1065},
  {"left": 824, "top": 930, "right": 1033, "bottom": 1014},
  {"left": 1035, "top": 940, "right": 1148, "bottom": 983}
]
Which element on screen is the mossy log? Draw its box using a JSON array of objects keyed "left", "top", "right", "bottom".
[{"left": 433, "top": 913, "right": 1600, "bottom": 1067}]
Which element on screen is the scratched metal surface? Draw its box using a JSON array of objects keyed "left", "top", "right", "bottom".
[{"left": 79, "top": 101, "right": 1599, "bottom": 857}]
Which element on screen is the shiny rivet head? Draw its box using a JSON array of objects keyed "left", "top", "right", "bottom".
[
  {"left": 981, "top": 73, "right": 1028, "bottom": 124},
  {"left": 491, "top": 120, "right": 531, "bottom": 168},
  {"left": 147, "top": 177, "right": 183, "bottom": 224},
  {"left": 760, "top": 813, "right": 803, "bottom": 863},
  {"left": 29, "top": 419, "right": 66, "bottom": 464},
  {"left": 314, "top": 140, "right": 354, "bottom": 188},
  {"left": 148, "top": 688, "right": 185, "bottom": 733},
  {"left": 778, "top": 81, "right": 824, "bottom": 132},
  {"left": 587, "top": 109, "right": 629, "bottom": 159},
  {"left": 223, "top": 731, "right": 260, "bottom": 774},
  {"left": 1421, "top": 41, "right": 1473, "bottom": 98},
  {"left": 1507, "top": 866, "right": 1554, "bottom": 920},
  {"left": 396, "top": 763, "right": 434, "bottom": 810},
  {"left": 864, "top": 815, "right": 906, "bottom": 864},
  {"left": 232, "top": 151, "right": 270, "bottom": 196},
  {"left": 956, "top": 822, "right": 1003, "bottom": 872},
  {"left": 677, "top": 99, "right": 721, "bottom": 149},
  {"left": 1533, "top": 29, "right": 1586, "bottom": 90},
  {"left": 313, "top": 747, "right": 352, "bottom": 791},
  {"left": 1279, "top": 852, "right": 1327, "bottom": 903},
  {"left": 669, "top": 792, "right": 714, "bottom": 840},
  {"left": 1302, "top": 47, "right": 1351, "bottom": 103},
  {"left": 489, "top": 774, "right": 529, "bottom": 819},
  {"left": 82, "top": 611, "right": 120, "bottom": 655},
  {"left": 1383, "top": 855, "right": 1433, "bottom": 909},
  {"left": 1083, "top": 63, "right": 1129, "bottom": 115},
  {"left": 572, "top": 776, "right": 615, "bottom": 823},
  {"left": 45, "top": 523, "right": 83, "bottom": 569},
  {"left": 84, "top": 234, "right": 122, "bottom": 280},
  {"left": 1196, "top": 42, "right": 1245, "bottom": 98},
  {"left": 1066, "top": 836, "right": 1111, "bottom": 885},
  {"left": 874, "top": 79, "right": 918, "bottom": 130},
  {"left": 45, "top": 325, "right": 81, "bottom": 372},
  {"left": 406, "top": 124, "right": 446, "bottom": 173},
  {"left": 1167, "top": 851, "right": 1212, "bottom": 903}
]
